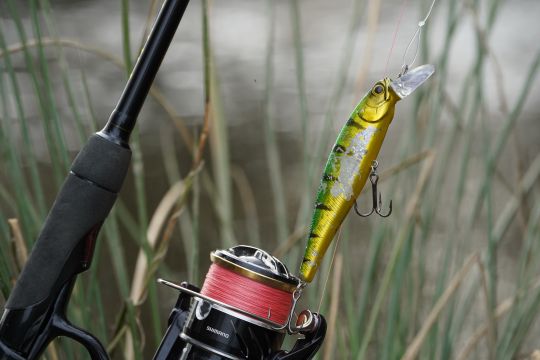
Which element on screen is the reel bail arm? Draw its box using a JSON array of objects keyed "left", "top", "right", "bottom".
[{"left": 268, "top": 311, "right": 327, "bottom": 360}]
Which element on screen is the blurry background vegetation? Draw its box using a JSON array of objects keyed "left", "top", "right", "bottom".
[{"left": 1, "top": 0, "right": 540, "bottom": 358}]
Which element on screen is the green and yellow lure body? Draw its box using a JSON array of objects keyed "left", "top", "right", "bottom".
[
  {"left": 299, "top": 65, "right": 434, "bottom": 283},
  {"left": 299, "top": 79, "right": 398, "bottom": 283}
]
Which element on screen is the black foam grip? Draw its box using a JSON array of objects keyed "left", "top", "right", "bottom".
[
  {"left": 5, "top": 174, "right": 115, "bottom": 309},
  {"left": 5, "top": 135, "right": 131, "bottom": 309},
  {"left": 71, "top": 134, "right": 132, "bottom": 192}
]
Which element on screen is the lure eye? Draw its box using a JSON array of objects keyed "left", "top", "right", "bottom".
[{"left": 373, "top": 84, "right": 384, "bottom": 94}]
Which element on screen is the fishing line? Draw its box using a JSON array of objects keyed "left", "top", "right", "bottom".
[
  {"left": 384, "top": 0, "right": 409, "bottom": 75},
  {"left": 400, "top": 0, "right": 438, "bottom": 75},
  {"left": 201, "top": 263, "right": 293, "bottom": 324},
  {"left": 317, "top": 227, "right": 343, "bottom": 314}
]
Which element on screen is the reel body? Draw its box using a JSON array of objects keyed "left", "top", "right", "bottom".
[{"left": 153, "top": 246, "right": 326, "bottom": 359}]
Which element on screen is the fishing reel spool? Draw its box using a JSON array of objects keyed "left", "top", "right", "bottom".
[{"left": 153, "top": 245, "right": 326, "bottom": 359}]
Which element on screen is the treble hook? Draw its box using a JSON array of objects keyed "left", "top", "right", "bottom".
[{"left": 353, "top": 160, "right": 392, "bottom": 218}]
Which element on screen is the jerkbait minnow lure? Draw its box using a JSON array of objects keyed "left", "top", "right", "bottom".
[{"left": 299, "top": 64, "right": 435, "bottom": 283}]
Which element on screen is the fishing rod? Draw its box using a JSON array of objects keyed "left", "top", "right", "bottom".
[{"left": 0, "top": 0, "right": 190, "bottom": 358}]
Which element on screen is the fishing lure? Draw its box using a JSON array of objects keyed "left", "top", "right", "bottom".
[{"left": 299, "top": 64, "right": 435, "bottom": 283}]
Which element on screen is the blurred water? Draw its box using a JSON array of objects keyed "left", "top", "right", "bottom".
[{"left": 4, "top": 0, "right": 539, "bottom": 153}]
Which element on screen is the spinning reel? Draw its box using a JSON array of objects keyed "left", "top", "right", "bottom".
[{"left": 153, "top": 246, "right": 326, "bottom": 360}]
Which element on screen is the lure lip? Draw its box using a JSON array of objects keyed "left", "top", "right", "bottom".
[{"left": 390, "top": 64, "right": 435, "bottom": 99}]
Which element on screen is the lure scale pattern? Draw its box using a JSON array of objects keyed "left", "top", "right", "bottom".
[{"left": 299, "top": 78, "right": 400, "bottom": 283}]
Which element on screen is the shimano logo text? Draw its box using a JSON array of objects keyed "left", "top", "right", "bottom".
[{"left": 206, "top": 325, "right": 230, "bottom": 339}]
